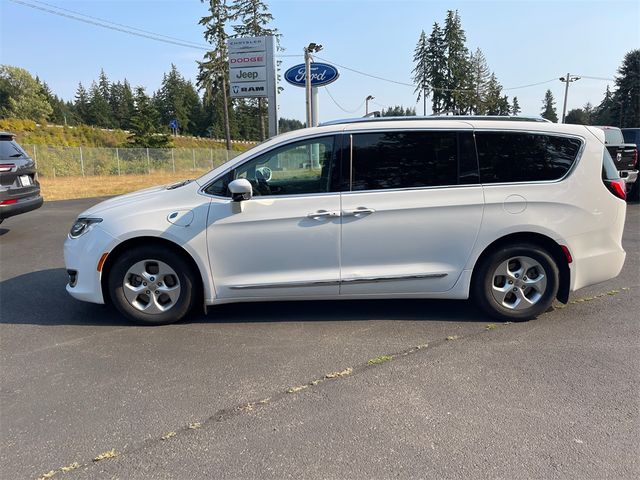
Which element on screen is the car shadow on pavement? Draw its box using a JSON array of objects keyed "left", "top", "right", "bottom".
[
  {"left": 0, "top": 268, "right": 488, "bottom": 326},
  {"left": 0, "top": 268, "right": 131, "bottom": 326}
]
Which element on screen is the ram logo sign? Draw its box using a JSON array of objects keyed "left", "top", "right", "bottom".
[{"left": 284, "top": 63, "right": 340, "bottom": 87}]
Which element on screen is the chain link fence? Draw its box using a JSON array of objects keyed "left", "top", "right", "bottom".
[{"left": 23, "top": 145, "right": 241, "bottom": 177}]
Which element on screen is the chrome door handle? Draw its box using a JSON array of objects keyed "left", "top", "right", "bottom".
[
  {"left": 307, "top": 210, "right": 339, "bottom": 219},
  {"left": 343, "top": 207, "right": 376, "bottom": 216}
]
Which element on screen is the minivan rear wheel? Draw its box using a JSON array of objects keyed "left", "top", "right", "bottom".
[
  {"left": 473, "top": 244, "right": 559, "bottom": 321},
  {"left": 108, "top": 246, "right": 197, "bottom": 325}
]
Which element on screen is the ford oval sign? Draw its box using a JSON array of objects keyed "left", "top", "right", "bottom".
[{"left": 284, "top": 63, "right": 340, "bottom": 87}]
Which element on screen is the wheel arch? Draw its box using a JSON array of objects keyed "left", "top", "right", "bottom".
[
  {"left": 100, "top": 236, "right": 206, "bottom": 308},
  {"left": 470, "top": 232, "right": 571, "bottom": 304}
]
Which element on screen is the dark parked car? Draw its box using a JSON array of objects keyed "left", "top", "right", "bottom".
[
  {"left": 594, "top": 126, "right": 638, "bottom": 200},
  {"left": 0, "top": 132, "right": 43, "bottom": 223}
]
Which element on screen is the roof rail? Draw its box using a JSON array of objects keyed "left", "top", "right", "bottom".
[{"left": 319, "top": 115, "right": 551, "bottom": 127}]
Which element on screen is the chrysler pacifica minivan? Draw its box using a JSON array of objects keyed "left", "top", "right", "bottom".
[{"left": 64, "top": 117, "right": 627, "bottom": 325}]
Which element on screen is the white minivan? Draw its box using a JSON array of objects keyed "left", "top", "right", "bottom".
[{"left": 64, "top": 117, "right": 627, "bottom": 325}]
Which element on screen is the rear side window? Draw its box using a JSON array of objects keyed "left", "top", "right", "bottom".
[
  {"left": 350, "top": 131, "right": 477, "bottom": 191},
  {"left": 475, "top": 132, "right": 582, "bottom": 183},
  {"left": 602, "top": 148, "right": 620, "bottom": 180}
]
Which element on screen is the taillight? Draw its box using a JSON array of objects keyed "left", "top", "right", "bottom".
[
  {"left": 604, "top": 179, "right": 626, "bottom": 200},
  {"left": 0, "top": 199, "right": 18, "bottom": 205},
  {"left": 0, "top": 163, "right": 16, "bottom": 172}
]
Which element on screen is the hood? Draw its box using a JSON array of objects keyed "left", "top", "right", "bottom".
[{"left": 80, "top": 181, "right": 198, "bottom": 217}]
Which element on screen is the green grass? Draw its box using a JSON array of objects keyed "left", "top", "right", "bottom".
[{"left": 368, "top": 355, "right": 393, "bottom": 365}]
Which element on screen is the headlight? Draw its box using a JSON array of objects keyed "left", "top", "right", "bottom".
[{"left": 69, "top": 217, "right": 102, "bottom": 238}]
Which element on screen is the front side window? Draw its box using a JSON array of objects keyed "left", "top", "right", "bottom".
[
  {"left": 350, "top": 131, "right": 473, "bottom": 191},
  {"left": 475, "top": 132, "right": 582, "bottom": 183},
  {"left": 205, "top": 136, "right": 336, "bottom": 197}
]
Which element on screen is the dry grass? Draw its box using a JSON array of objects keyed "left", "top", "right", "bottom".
[{"left": 39, "top": 172, "right": 209, "bottom": 201}]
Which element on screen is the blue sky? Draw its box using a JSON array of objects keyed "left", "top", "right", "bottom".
[{"left": 1, "top": 0, "right": 638, "bottom": 123}]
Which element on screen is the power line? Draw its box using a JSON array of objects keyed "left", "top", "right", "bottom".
[
  {"left": 9, "top": 0, "right": 211, "bottom": 50},
  {"left": 577, "top": 75, "right": 615, "bottom": 82},
  {"left": 324, "top": 87, "right": 366, "bottom": 114},
  {"left": 27, "top": 0, "right": 210, "bottom": 48},
  {"left": 502, "top": 78, "right": 558, "bottom": 90}
]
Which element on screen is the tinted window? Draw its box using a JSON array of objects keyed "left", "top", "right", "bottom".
[
  {"left": 350, "top": 131, "right": 475, "bottom": 191},
  {"left": 622, "top": 129, "right": 639, "bottom": 145},
  {"left": 602, "top": 148, "right": 620, "bottom": 180},
  {"left": 205, "top": 136, "right": 336, "bottom": 197},
  {"left": 0, "top": 140, "right": 28, "bottom": 159},
  {"left": 475, "top": 132, "right": 582, "bottom": 183}
]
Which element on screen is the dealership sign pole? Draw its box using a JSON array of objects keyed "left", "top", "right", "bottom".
[{"left": 228, "top": 36, "right": 278, "bottom": 137}]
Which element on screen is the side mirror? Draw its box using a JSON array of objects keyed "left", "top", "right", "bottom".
[{"left": 228, "top": 178, "right": 253, "bottom": 202}]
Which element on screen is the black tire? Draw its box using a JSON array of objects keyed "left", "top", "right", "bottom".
[
  {"left": 472, "top": 243, "right": 559, "bottom": 322},
  {"left": 108, "top": 245, "right": 198, "bottom": 325}
]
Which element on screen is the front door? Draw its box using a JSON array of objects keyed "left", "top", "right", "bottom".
[
  {"left": 340, "top": 129, "right": 484, "bottom": 295},
  {"left": 205, "top": 135, "right": 342, "bottom": 299}
]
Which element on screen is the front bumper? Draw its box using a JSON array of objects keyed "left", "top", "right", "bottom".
[
  {"left": 0, "top": 194, "right": 43, "bottom": 220},
  {"left": 64, "top": 226, "right": 117, "bottom": 304}
]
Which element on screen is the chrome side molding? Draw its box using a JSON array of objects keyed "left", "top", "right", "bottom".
[{"left": 229, "top": 272, "right": 448, "bottom": 290}]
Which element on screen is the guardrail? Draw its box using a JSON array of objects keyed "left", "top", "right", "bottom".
[{"left": 24, "top": 145, "right": 241, "bottom": 177}]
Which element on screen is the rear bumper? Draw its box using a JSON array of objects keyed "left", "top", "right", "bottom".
[
  {"left": 0, "top": 194, "right": 43, "bottom": 220},
  {"left": 619, "top": 169, "right": 638, "bottom": 185}
]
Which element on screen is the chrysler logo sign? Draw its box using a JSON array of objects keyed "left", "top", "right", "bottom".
[{"left": 284, "top": 63, "right": 340, "bottom": 87}]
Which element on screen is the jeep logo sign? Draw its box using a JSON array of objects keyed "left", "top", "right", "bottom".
[{"left": 284, "top": 63, "right": 340, "bottom": 87}]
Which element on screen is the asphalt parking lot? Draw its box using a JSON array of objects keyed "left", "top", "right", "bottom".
[{"left": 1, "top": 198, "right": 638, "bottom": 479}]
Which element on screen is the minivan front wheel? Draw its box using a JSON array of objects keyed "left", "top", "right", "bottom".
[
  {"left": 108, "top": 246, "right": 197, "bottom": 325},
  {"left": 473, "top": 244, "right": 559, "bottom": 321}
]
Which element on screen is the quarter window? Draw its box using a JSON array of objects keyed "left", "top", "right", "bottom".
[
  {"left": 350, "top": 131, "right": 475, "bottom": 191},
  {"left": 475, "top": 132, "right": 582, "bottom": 183}
]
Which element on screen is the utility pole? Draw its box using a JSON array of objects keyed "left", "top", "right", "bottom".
[
  {"left": 365, "top": 95, "right": 374, "bottom": 115},
  {"left": 304, "top": 42, "right": 322, "bottom": 127},
  {"left": 559, "top": 73, "right": 580, "bottom": 123}
]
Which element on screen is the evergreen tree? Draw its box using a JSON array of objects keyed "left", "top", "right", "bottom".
[
  {"left": 74, "top": 82, "right": 90, "bottom": 124},
  {"left": 484, "top": 73, "right": 508, "bottom": 115},
  {"left": 97, "top": 69, "right": 111, "bottom": 103},
  {"left": 442, "top": 10, "right": 471, "bottom": 113},
  {"left": 593, "top": 85, "right": 615, "bottom": 125},
  {"left": 541, "top": 89, "right": 558, "bottom": 122},
  {"left": 278, "top": 117, "right": 304, "bottom": 133},
  {"left": 469, "top": 48, "right": 491, "bottom": 114},
  {"left": 565, "top": 108, "right": 589, "bottom": 125},
  {"left": 199, "top": 0, "right": 232, "bottom": 149},
  {"left": 412, "top": 30, "right": 430, "bottom": 116},
  {"left": 129, "top": 86, "right": 171, "bottom": 147},
  {"left": 511, "top": 96, "right": 521, "bottom": 115},
  {"left": 109, "top": 80, "right": 135, "bottom": 129},
  {"left": 382, "top": 105, "right": 416, "bottom": 116},
  {"left": 155, "top": 64, "right": 203, "bottom": 135},
  {"left": 612, "top": 49, "right": 639, "bottom": 127},
  {"left": 88, "top": 80, "right": 113, "bottom": 127},
  {"left": 426, "top": 22, "right": 446, "bottom": 113}
]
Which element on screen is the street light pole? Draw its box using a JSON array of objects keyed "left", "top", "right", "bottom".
[
  {"left": 365, "top": 95, "right": 374, "bottom": 115},
  {"left": 304, "top": 42, "right": 322, "bottom": 127},
  {"left": 559, "top": 73, "right": 580, "bottom": 123}
]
